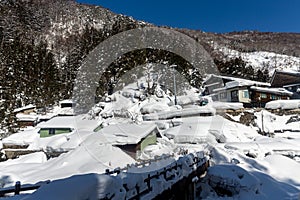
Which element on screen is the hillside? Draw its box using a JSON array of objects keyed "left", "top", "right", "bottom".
[{"left": 0, "top": 0, "right": 300, "bottom": 134}]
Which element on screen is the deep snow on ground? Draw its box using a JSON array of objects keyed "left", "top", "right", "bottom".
[{"left": 0, "top": 82, "right": 300, "bottom": 199}]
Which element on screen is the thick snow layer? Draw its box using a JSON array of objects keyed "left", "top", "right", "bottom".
[
  {"left": 21, "top": 174, "right": 124, "bottom": 200},
  {"left": 140, "top": 101, "right": 170, "bottom": 114},
  {"left": 202, "top": 162, "right": 299, "bottom": 200},
  {"left": 143, "top": 105, "right": 216, "bottom": 121},
  {"left": 176, "top": 94, "right": 200, "bottom": 105},
  {"left": 265, "top": 99, "right": 300, "bottom": 110},
  {"left": 204, "top": 145, "right": 300, "bottom": 198},
  {"left": 163, "top": 116, "right": 256, "bottom": 144},
  {"left": 93, "top": 123, "right": 158, "bottom": 145},
  {"left": 254, "top": 110, "right": 300, "bottom": 133},
  {"left": 2, "top": 115, "right": 101, "bottom": 151},
  {"left": 250, "top": 86, "right": 293, "bottom": 96},
  {"left": 16, "top": 113, "right": 38, "bottom": 122},
  {"left": 210, "top": 101, "right": 244, "bottom": 110},
  {"left": 0, "top": 140, "right": 135, "bottom": 187},
  {"left": 37, "top": 115, "right": 99, "bottom": 131},
  {"left": 2, "top": 128, "right": 39, "bottom": 146},
  {"left": 13, "top": 104, "right": 35, "bottom": 113}
]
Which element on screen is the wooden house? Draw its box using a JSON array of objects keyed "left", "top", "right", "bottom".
[
  {"left": 204, "top": 74, "right": 292, "bottom": 107},
  {"left": 13, "top": 104, "right": 37, "bottom": 128}
]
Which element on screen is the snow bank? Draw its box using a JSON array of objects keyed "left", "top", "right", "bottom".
[
  {"left": 143, "top": 105, "right": 215, "bottom": 121},
  {"left": 163, "top": 116, "right": 256, "bottom": 144},
  {"left": 0, "top": 138, "right": 135, "bottom": 187},
  {"left": 28, "top": 174, "right": 124, "bottom": 200},
  {"left": 176, "top": 95, "right": 200, "bottom": 105},
  {"left": 201, "top": 163, "right": 300, "bottom": 200},
  {"left": 255, "top": 110, "right": 300, "bottom": 133},
  {"left": 264, "top": 154, "right": 300, "bottom": 184},
  {"left": 265, "top": 100, "right": 300, "bottom": 110},
  {"left": 206, "top": 164, "right": 260, "bottom": 195},
  {"left": 140, "top": 101, "right": 170, "bottom": 114},
  {"left": 210, "top": 101, "right": 244, "bottom": 110}
]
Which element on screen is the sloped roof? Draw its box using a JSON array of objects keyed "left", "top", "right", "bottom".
[
  {"left": 13, "top": 104, "right": 36, "bottom": 113},
  {"left": 95, "top": 123, "right": 158, "bottom": 145},
  {"left": 205, "top": 74, "right": 270, "bottom": 91},
  {"left": 250, "top": 86, "right": 293, "bottom": 96},
  {"left": 214, "top": 75, "right": 270, "bottom": 87},
  {"left": 37, "top": 115, "right": 99, "bottom": 131},
  {"left": 270, "top": 70, "right": 300, "bottom": 87}
]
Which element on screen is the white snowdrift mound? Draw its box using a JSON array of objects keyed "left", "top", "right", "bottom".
[
  {"left": 202, "top": 163, "right": 300, "bottom": 200},
  {"left": 265, "top": 100, "right": 300, "bottom": 110}
]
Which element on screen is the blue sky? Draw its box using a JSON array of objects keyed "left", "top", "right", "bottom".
[{"left": 76, "top": 0, "right": 300, "bottom": 33}]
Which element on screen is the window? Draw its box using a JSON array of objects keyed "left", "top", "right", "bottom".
[
  {"left": 231, "top": 90, "right": 239, "bottom": 102},
  {"left": 260, "top": 93, "right": 267, "bottom": 99},
  {"left": 270, "top": 94, "right": 276, "bottom": 100},
  {"left": 242, "top": 90, "right": 249, "bottom": 98},
  {"left": 220, "top": 92, "right": 227, "bottom": 99}
]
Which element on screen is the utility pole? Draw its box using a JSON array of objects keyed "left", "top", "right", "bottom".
[
  {"left": 261, "top": 110, "right": 265, "bottom": 135},
  {"left": 171, "top": 65, "right": 177, "bottom": 105}
]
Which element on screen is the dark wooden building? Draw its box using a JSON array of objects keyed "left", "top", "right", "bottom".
[
  {"left": 249, "top": 86, "right": 292, "bottom": 107},
  {"left": 270, "top": 70, "right": 300, "bottom": 99}
]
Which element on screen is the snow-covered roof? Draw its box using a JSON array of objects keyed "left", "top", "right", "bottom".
[
  {"left": 205, "top": 82, "right": 222, "bottom": 87},
  {"left": 265, "top": 100, "right": 300, "bottom": 110},
  {"left": 96, "top": 123, "right": 158, "bottom": 145},
  {"left": 250, "top": 86, "right": 293, "bottom": 96},
  {"left": 213, "top": 74, "right": 271, "bottom": 87},
  {"left": 270, "top": 69, "right": 300, "bottom": 87},
  {"left": 37, "top": 115, "right": 99, "bottom": 131},
  {"left": 59, "top": 99, "right": 75, "bottom": 104},
  {"left": 210, "top": 102, "right": 244, "bottom": 110},
  {"left": 56, "top": 107, "right": 75, "bottom": 116},
  {"left": 143, "top": 106, "right": 216, "bottom": 121},
  {"left": 163, "top": 117, "right": 212, "bottom": 144},
  {"left": 16, "top": 113, "right": 38, "bottom": 122},
  {"left": 283, "top": 83, "right": 300, "bottom": 88},
  {"left": 13, "top": 104, "right": 36, "bottom": 113},
  {"left": 209, "top": 74, "right": 270, "bottom": 92},
  {"left": 273, "top": 69, "right": 300, "bottom": 76}
]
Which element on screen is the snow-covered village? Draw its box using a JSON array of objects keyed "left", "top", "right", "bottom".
[{"left": 1, "top": 1, "right": 300, "bottom": 200}]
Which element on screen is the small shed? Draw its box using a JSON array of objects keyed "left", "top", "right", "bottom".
[
  {"left": 13, "top": 104, "right": 37, "bottom": 128},
  {"left": 59, "top": 99, "right": 76, "bottom": 108},
  {"left": 96, "top": 123, "right": 161, "bottom": 159},
  {"left": 16, "top": 113, "right": 38, "bottom": 128},
  {"left": 57, "top": 100, "right": 75, "bottom": 116}
]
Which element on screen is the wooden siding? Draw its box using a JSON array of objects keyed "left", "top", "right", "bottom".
[{"left": 250, "top": 90, "right": 289, "bottom": 106}]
